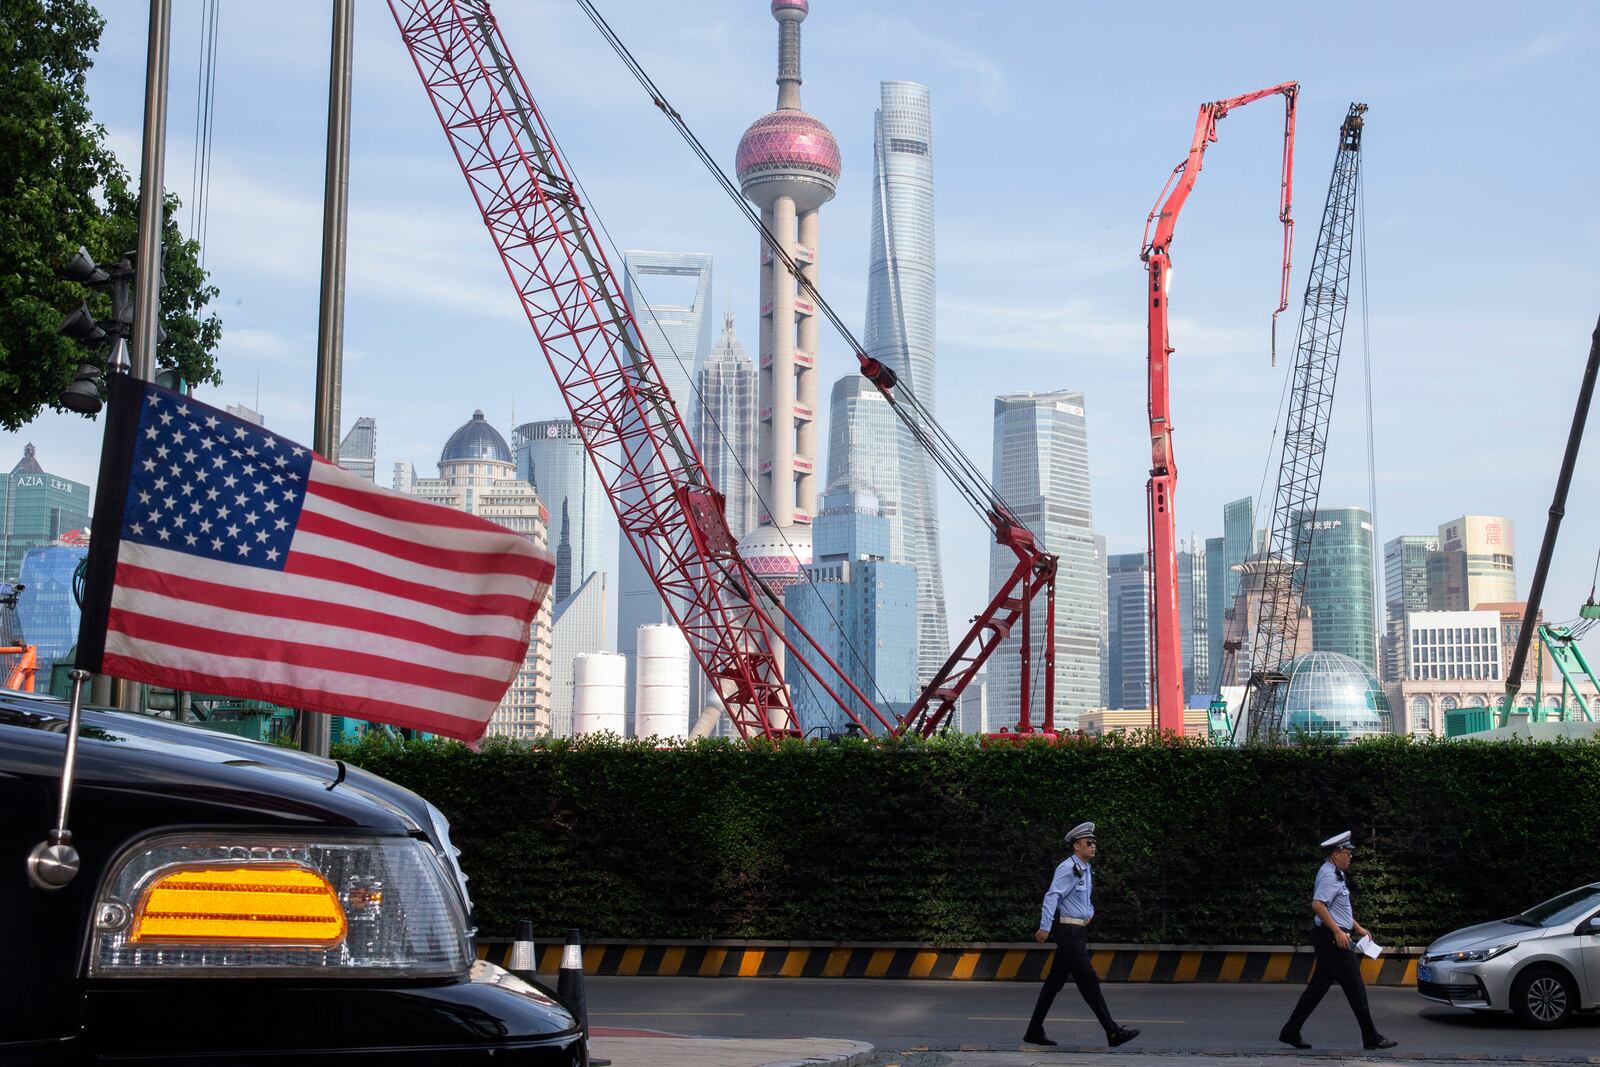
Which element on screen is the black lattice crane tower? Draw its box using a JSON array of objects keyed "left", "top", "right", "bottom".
[{"left": 1242, "top": 104, "right": 1368, "bottom": 742}]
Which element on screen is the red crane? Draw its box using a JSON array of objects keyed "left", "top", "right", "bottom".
[
  {"left": 1141, "top": 82, "right": 1298, "bottom": 735},
  {"left": 389, "top": 0, "right": 1057, "bottom": 741},
  {"left": 388, "top": 0, "right": 899, "bottom": 740}
]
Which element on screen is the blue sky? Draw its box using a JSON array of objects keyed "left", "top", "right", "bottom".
[{"left": 7, "top": 0, "right": 1600, "bottom": 659}]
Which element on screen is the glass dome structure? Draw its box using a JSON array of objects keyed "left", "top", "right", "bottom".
[
  {"left": 440, "top": 410, "right": 512, "bottom": 465},
  {"left": 1281, "top": 651, "right": 1389, "bottom": 741}
]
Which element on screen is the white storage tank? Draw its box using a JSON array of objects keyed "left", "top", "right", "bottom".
[
  {"left": 634, "top": 624, "right": 690, "bottom": 739},
  {"left": 572, "top": 652, "right": 626, "bottom": 736}
]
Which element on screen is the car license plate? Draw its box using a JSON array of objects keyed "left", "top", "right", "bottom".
[{"left": 1417, "top": 963, "right": 1433, "bottom": 983}]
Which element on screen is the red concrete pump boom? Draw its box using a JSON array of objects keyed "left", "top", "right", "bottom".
[
  {"left": 1141, "top": 82, "right": 1298, "bottom": 735},
  {"left": 388, "top": 0, "right": 900, "bottom": 740}
]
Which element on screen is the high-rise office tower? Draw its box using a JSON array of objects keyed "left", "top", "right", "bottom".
[
  {"left": 1293, "top": 506, "right": 1379, "bottom": 672},
  {"left": 735, "top": 0, "right": 839, "bottom": 586},
  {"left": 554, "top": 500, "right": 574, "bottom": 605},
  {"left": 783, "top": 484, "right": 918, "bottom": 734},
  {"left": 1179, "top": 542, "right": 1209, "bottom": 696},
  {"left": 986, "top": 391, "right": 1100, "bottom": 728},
  {"left": 1095, "top": 533, "right": 1110, "bottom": 708},
  {"left": 549, "top": 571, "right": 609, "bottom": 738},
  {"left": 618, "top": 251, "right": 715, "bottom": 730},
  {"left": 1382, "top": 533, "right": 1438, "bottom": 681},
  {"left": 1, "top": 444, "right": 90, "bottom": 582},
  {"left": 1433, "top": 515, "right": 1516, "bottom": 609},
  {"left": 1204, "top": 534, "right": 1226, "bottom": 691},
  {"left": 862, "top": 80, "right": 947, "bottom": 682},
  {"left": 825, "top": 375, "right": 902, "bottom": 558},
  {"left": 1107, "top": 552, "right": 1152, "bottom": 710},
  {"left": 337, "top": 416, "right": 377, "bottom": 483},
  {"left": 514, "top": 418, "right": 608, "bottom": 589},
  {"left": 696, "top": 313, "right": 760, "bottom": 542},
  {"left": 1222, "top": 497, "right": 1255, "bottom": 606},
  {"left": 15, "top": 540, "right": 89, "bottom": 676}
]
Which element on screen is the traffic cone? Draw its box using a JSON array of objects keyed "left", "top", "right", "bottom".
[
  {"left": 508, "top": 919, "right": 537, "bottom": 984},
  {"left": 556, "top": 928, "right": 608, "bottom": 1065}
]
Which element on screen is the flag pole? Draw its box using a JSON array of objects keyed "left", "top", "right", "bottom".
[
  {"left": 305, "top": 0, "right": 354, "bottom": 757},
  {"left": 116, "top": 0, "right": 172, "bottom": 715}
]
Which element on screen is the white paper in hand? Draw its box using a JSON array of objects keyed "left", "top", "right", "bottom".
[{"left": 1355, "top": 934, "right": 1383, "bottom": 959}]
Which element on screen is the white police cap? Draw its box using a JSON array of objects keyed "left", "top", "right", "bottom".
[
  {"left": 1320, "top": 831, "right": 1354, "bottom": 851},
  {"left": 1065, "top": 821, "right": 1097, "bottom": 845}
]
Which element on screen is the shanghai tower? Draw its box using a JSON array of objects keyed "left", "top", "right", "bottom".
[
  {"left": 734, "top": 0, "right": 840, "bottom": 589},
  {"left": 863, "top": 81, "right": 947, "bottom": 681}
]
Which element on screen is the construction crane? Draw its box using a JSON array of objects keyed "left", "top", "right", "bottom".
[
  {"left": 857, "top": 355, "right": 1058, "bottom": 737},
  {"left": 388, "top": 0, "right": 905, "bottom": 740},
  {"left": 1142, "top": 83, "right": 1298, "bottom": 736},
  {"left": 1239, "top": 103, "right": 1369, "bottom": 743},
  {"left": 391, "top": 0, "right": 1058, "bottom": 740},
  {"left": 1493, "top": 314, "right": 1600, "bottom": 729}
]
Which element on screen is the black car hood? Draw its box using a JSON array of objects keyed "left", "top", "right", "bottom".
[{"left": 1, "top": 692, "right": 422, "bottom": 834}]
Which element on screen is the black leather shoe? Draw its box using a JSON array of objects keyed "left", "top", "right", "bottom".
[
  {"left": 1022, "top": 1029, "right": 1056, "bottom": 1046},
  {"left": 1108, "top": 1027, "right": 1141, "bottom": 1047},
  {"left": 1278, "top": 1030, "right": 1311, "bottom": 1049},
  {"left": 1364, "top": 1037, "right": 1399, "bottom": 1050}
]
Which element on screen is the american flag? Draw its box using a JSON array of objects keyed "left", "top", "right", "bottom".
[{"left": 78, "top": 376, "right": 553, "bottom": 741}]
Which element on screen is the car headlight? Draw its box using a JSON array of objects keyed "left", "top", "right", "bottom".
[
  {"left": 89, "top": 833, "right": 471, "bottom": 978},
  {"left": 1448, "top": 943, "right": 1517, "bottom": 963}
]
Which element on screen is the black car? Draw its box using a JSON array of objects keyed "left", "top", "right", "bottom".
[{"left": 1, "top": 691, "right": 586, "bottom": 1065}]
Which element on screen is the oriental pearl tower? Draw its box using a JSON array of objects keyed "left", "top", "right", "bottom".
[{"left": 734, "top": 0, "right": 840, "bottom": 590}]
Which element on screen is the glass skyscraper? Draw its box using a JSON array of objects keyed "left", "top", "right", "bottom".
[
  {"left": 514, "top": 418, "right": 609, "bottom": 592},
  {"left": 15, "top": 543, "right": 89, "bottom": 677},
  {"left": 825, "top": 375, "right": 903, "bottom": 560},
  {"left": 1222, "top": 497, "right": 1256, "bottom": 606},
  {"left": 1294, "top": 505, "right": 1379, "bottom": 672},
  {"left": 696, "top": 313, "right": 759, "bottom": 542},
  {"left": 337, "top": 417, "right": 376, "bottom": 483},
  {"left": 1107, "top": 552, "right": 1151, "bottom": 709},
  {"left": 1179, "top": 543, "right": 1208, "bottom": 696},
  {"left": 783, "top": 485, "right": 918, "bottom": 734},
  {"left": 1, "top": 445, "right": 90, "bottom": 583},
  {"left": 862, "top": 81, "right": 947, "bottom": 683},
  {"left": 1382, "top": 533, "right": 1438, "bottom": 681},
  {"left": 1205, "top": 534, "right": 1226, "bottom": 692},
  {"left": 986, "top": 391, "right": 1100, "bottom": 728},
  {"left": 618, "top": 251, "right": 715, "bottom": 729}
]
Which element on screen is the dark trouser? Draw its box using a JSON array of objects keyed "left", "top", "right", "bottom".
[
  {"left": 1282, "top": 924, "right": 1380, "bottom": 1042},
  {"left": 1028, "top": 921, "right": 1117, "bottom": 1036}
]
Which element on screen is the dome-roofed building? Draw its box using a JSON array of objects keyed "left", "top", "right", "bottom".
[
  {"left": 1281, "top": 650, "right": 1390, "bottom": 741},
  {"left": 441, "top": 409, "right": 513, "bottom": 466},
  {"left": 397, "top": 410, "right": 554, "bottom": 741}
]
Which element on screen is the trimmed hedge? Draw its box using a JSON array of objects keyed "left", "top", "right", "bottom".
[{"left": 333, "top": 732, "right": 1600, "bottom": 947}]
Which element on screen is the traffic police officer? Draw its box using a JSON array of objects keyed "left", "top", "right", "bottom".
[
  {"left": 1024, "top": 822, "right": 1139, "bottom": 1048},
  {"left": 1278, "top": 831, "right": 1398, "bottom": 1050}
]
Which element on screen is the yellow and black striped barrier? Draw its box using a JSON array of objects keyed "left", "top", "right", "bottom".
[{"left": 477, "top": 940, "right": 1420, "bottom": 986}]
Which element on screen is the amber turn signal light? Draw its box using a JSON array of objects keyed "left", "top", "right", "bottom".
[{"left": 130, "top": 864, "right": 348, "bottom": 946}]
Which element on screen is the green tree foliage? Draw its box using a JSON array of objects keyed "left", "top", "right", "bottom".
[
  {"left": 335, "top": 732, "right": 1600, "bottom": 946},
  {"left": 0, "top": 0, "right": 221, "bottom": 431}
]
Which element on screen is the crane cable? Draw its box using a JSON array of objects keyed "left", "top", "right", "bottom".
[
  {"left": 188, "top": 0, "right": 221, "bottom": 271},
  {"left": 517, "top": 22, "right": 897, "bottom": 723},
  {"left": 573, "top": 0, "right": 1028, "bottom": 539}
]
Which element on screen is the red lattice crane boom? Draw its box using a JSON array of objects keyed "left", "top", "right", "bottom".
[
  {"left": 388, "top": 0, "right": 899, "bottom": 741},
  {"left": 1141, "top": 82, "right": 1298, "bottom": 735}
]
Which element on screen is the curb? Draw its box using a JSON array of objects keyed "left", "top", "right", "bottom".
[{"left": 476, "top": 939, "right": 1420, "bottom": 986}]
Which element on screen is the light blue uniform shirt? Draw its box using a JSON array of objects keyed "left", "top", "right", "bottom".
[
  {"left": 1312, "top": 860, "right": 1353, "bottom": 929},
  {"left": 1039, "top": 857, "right": 1094, "bottom": 930}
]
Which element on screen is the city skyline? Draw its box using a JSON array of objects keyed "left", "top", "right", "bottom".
[{"left": 6, "top": 0, "right": 1598, "bottom": 678}]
